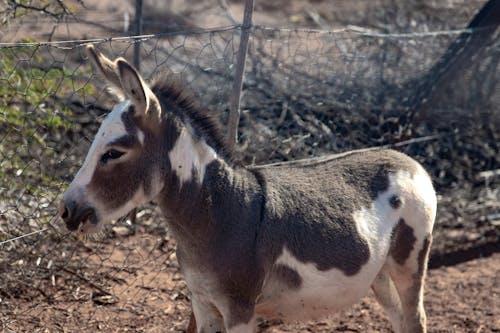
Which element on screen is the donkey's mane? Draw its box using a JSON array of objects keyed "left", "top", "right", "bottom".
[{"left": 150, "top": 76, "right": 232, "bottom": 160}]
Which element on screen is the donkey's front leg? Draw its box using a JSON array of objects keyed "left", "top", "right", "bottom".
[
  {"left": 222, "top": 298, "right": 257, "bottom": 333},
  {"left": 191, "top": 296, "right": 224, "bottom": 333},
  {"left": 185, "top": 311, "right": 197, "bottom": 333},
  {"left": 226, "top": 319, "right": 256, "bottom": 333},
  {"left": 190, "top": 296, "right": 256, "bottom": 333}
]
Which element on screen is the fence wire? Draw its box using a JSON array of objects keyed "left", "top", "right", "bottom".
[{"left": 1, "top": 6, "right": 499, "bottom": 332}]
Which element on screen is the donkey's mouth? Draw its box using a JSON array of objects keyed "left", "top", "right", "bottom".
[
  {"left": 79, "top": 211, "right": 93, "bottom": 227},
  {"left": 72, "top": 207, "right": 98, "bottom": 233}
]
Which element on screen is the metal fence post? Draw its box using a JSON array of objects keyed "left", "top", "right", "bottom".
[
  {"left": 226, "top": 0, "right": 255, "bottom": 151},
  {"left": 128, "top": 0, "right": 144, "bottom": 226},
  {"left": 133, "top": 0, "right": 143, "bottom": 70}
]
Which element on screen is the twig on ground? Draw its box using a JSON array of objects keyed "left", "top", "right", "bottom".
[{"left": 61, "top": 266, "right": 117, "bottom": 298}]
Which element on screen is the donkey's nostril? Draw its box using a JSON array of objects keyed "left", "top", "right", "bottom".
[
  {"left": 60, "top": 199, "right": 81, "bottom": 231},
  {"left": 60, "top": 200, "right": 75, "bottom": 221},
  {"left": 61, "top": 207, "right": 69, "bottom": 220}
]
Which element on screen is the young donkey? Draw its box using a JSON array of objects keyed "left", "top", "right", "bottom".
[{"left": 60, "top": 45, "right": 436, "bottom": 333}]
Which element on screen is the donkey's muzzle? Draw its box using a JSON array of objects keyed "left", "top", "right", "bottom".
[{"left": 59, "top": 199, "right": 97, "bottom": 231}]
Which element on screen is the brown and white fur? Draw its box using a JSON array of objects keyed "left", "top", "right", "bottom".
[{"left": 60, "top": 45, "right": 436, "bottom": 333}]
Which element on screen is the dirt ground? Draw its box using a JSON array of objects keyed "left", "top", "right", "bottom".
[{"left": 2, "top": 231, "right": 498, "bottom": 332}]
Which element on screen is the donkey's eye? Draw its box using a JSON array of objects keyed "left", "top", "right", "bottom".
[{"left": 100, "top": 149, "right": 125, "bottom": 164}]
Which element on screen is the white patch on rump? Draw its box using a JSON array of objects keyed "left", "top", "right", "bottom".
[
  {"left": 386, "top": 165, "right": 436, "bottom": 281},
  {"left": 353, "top": 172, "right": 408, "bottom": 267},
  {"left": 168, "top": 125, "right": 217, "bottom": 185}
]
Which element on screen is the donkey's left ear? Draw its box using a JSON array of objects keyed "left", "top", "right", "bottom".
[
  {"left": 86, "top": 45, "right": 123, "bottom": 91},
  {"left": 116, "top": 59, "right": 155, "bottom": 116}
]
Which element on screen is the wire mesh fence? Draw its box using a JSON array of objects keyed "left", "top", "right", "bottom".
[{"left": 1, "top": 2, "right": 499, "bottom": 331}]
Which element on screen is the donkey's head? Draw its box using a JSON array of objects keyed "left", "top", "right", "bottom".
[{"left": 59, "top": 45, "right": 165, "bottom": 234}]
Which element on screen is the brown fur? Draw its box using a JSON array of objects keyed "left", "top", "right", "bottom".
[
  {"left": 418, "top": 235, "right": 432, "bottom": 276},
  {"left": 272, "top": 264, "right": 303, "bottom": 290},
  {"left": 390, "top": 218, "right": 417, "bottom": 265}
]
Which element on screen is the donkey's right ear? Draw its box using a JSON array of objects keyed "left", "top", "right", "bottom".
[{"left": 86, "top": 45, "right": 123, "bottom": 90}]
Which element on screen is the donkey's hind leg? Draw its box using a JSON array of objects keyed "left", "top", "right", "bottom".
[
  {"left": 371, "top": 267, "right": 403, "bottom": 333},
  {"left": 389, "top": 234, "right": 432, "bottom": 333}
]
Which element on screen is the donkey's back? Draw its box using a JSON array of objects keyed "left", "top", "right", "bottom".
[{"left": 252, "top": 148, "right": 436, "bottom": 332}]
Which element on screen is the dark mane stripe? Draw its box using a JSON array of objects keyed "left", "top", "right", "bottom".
[{"left": 151, "top": 76, "right": 232, "bottom": 160}]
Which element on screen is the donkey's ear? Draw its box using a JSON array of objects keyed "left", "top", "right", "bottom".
[
  {"left": 116, "top": 59, "right": 150, "bottom": 115},
  {"left": 86, "top": 45, "right": 122, "bottom": 90}
]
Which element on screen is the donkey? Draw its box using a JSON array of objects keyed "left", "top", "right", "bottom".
[{"left": 60, "top": 45, "right": 436, "bottom": 333}]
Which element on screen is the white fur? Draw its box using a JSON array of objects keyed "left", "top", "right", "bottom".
[
  {"left": 371, "top": 268, "right": 404, "bottom": 333},
  {"left": 410, "top": 165, "right": 437, "bottom": 235},
  {"left": 137, "top": 128, "right": 145, "bottom": 145},
  {"left": 168, "top": 125, "right": 217, "bottom": 186}
]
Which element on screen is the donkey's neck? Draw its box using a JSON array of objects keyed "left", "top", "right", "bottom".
[
  {"left": 155, "top": 120, "right": 226, "bottom": 239},
  {"left": 156, "top": 154, "right": 264, "bottom": 255}
]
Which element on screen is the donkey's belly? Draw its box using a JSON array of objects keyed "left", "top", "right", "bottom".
[
  {"left": 256, "top": 287, "right": 370, "bottom": 321},
  {"left": 256, "top": 248, "right": 384, "bottom": 321}
]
